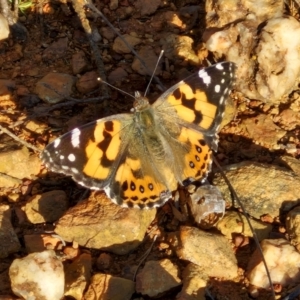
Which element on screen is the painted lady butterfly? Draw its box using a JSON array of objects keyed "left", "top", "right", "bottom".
[{"left": 41, "top": 62, "right": 235, "bottom": 209}]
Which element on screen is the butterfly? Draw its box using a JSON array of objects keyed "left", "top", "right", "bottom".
[{"left": 41, "top": 62, "right": 236, "bottom": 209}]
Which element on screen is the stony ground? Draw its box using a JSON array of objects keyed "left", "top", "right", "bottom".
[{"left": 1, "top": 0, "right": 300, "bottom": 299}]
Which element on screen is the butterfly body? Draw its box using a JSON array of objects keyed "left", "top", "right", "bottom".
[{"left": 41, "top": 62, "right": 235, "bottom": 209}]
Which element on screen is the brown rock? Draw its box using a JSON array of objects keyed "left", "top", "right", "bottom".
[
  {"left": 35, "top": 73, "right": 76, "bottom": 104},
  {"left": 99, "top": 27, "right": 116, "bottom": 41},
  {"left": 84, "top": 274, "right": 134, "bottom": 300},
  {"left": 213, "top": 161, "right": 300, "bottom": 219},
  {"left": 174, "top": 226, "right": 238, "bottom": 279},
  {"left": 0, "top": 205, "right": 21, "bottom": 258},
  {"left": 177, "top": 263, "right": 207, "bottom": 300},
  {"left": 76, "top": 71, "right": 99, "bottom": 94},
  {"left": 0, "top": 147, "right": 40, "bottom": 188},
  {"left": 24, "top": 234, "right": 64, "bottom": 253},
  {"left": 131, "top": 46, "right": 161, "bottom": 76},
  {"left": 112, "top": 34, "right": 142, "bottom": 54},
  {"left": 42, "top": 37, "right": 68, "bottom": 61},
  {"left": 286, "top": 206, "right": 300, "bottom": 245},
  {"left": 217, "top": 211, "right": 272, "bottom": 241},
  {"left": 134, "top": 0, "right": 161, "bottom": 16},
  {"left": 65, "top": 253, "right": 92, "bottom": 300},
  {"left": 96, "top": 253, "right": 113, "bottom": 271},
  {"left": 242, "top": 114, "right": 286, "bottom": 149},
  {"left": 72, "top": 51, "right": 89, "bottom": 74},
  {"left": 24, "top": 190, "right": 68, "bottom": 224},
  {"left": 108, "top": 67, "right": 128, "bottom": 84},
  {"left": 55, "top": 191, "right": 156, "bottom": 255},
  {"left": 136, "top": 259, "right": 181, "bottom": 297}
]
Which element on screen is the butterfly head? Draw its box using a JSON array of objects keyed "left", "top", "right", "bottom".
[{"left": 131, "top": 91, "right": 151, "bottom": 112}]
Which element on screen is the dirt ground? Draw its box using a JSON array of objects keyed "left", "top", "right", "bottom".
[{"left": 1, "top": 0, "right": 300, "bottom": 299}]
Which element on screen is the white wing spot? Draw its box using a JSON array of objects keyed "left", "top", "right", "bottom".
[
  {"left": 68, "top": 153, "right": 76, "bottom": 162},
  {"left": 216, "top": 63, "right": 224, "bottom": 70},
  {"left": 221, "top": 78, "right": 225, "bottom": 84},
  {"left": 54, "top": 138, "right": 61, "bottom": 148},
  {"left": 215, "top": 85, "right": 221, "bottom": 93},
  {"left": 71, "top": 167, "right": 79, "bottom": 174},
  {"left": 199, "top": 70, "right": 211, "bottom": 85},
  {"left": 59, "top": 155, "right": 65, "bottom": 160},
  {"left": 71, "top": 128, "right": 81, "bottom": 148}
]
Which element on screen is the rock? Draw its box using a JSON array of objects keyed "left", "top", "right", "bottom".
[
  {"left": 9, "top": 250, "right": 64, "bottom": 300},
  {"left": 109, "top": 0, "right": 118, "bottom": 10},
  {"left": 160, "top": 34, "right": 199, "bottom": 65},
  {"left": 172, "top": 226, "right": 238, "bottom": 279},
  {"left": 247, "top": 239, "right": 300, "bottom": 289},
  {"left": 84, "top": 274, "right": 134, "bottom": 300},
  {"left": 96, "top": 253, "right": 113, "bottom": 271},
  {"left": 286, "top": 206, "right": 300, "bottom": 245},
  {"left": 72, "top": 51, "right": 89, "bottom": 74},
  {"left": 279, "top": 155, "right": 300, "bottom": 176},
  {"left": 273, "top": 108, "right": 300, "bottom": 131},
  {"left": 42, "top": 37, "right": 68, "bottom": 61},
  {"left": 136, "top": 259, "right": 181, "bottom": 297},
  {"left": 76, "top": 71, "right": 99, "bottom": 94},
  {"left": 107, "top": 67, "right": 128, "bottom": 84},
  {"left": 112, "top": 34, "right": 142, "bottom": 54},
  {"left": 55, "top": 191, "right": 156, "bottom": 255},
  {"left": 0, "top": 79, "right": 16, "bottom": 97},
  {"left": 131, "top": 46, "right": 161, "bottom": 76},
  {"left": 217, "top": 211, "right": 272, "bottom": 241},
  {"left": 0, "top": 205, "right": 21, "bottom": 258},
  {"left": 188, "top": 184, "right": 225, "bottom": 228},
  {"left": 0, "top": 147, "right": 40, "bottom": 188},
  {"left": 176, "top": 263, "right": 207, "bottom": 300},
  {"left": 99, "top": 27, "right": 116, "bottom": 41},
  {"left": 0, "top": 259, "right": 11, "bottom": 295},
  {"left": 65, "top": 253, "right": 92, "bottom": 300},
  {"left": 213, "top": 162, "right": 300, "bottom": 219},
  {"left": 24, "top": 234, "right": 64, "bottom": 253},
  {"left": 134, "top": 0, "right": 161, "bottom": 16},
  {"left": 255, "top": 17, "right": 300, "bottom": 103},
  {"left": 204, "top": 1, "right": 300, "bottom": 104},
  {"left": 35, "top": 73, "right": 76, "bottom": 104},
  {"left": 24, "top": 190, "right": 68, "bottom": 224},
  {"left": 0, "top": 13, "right": 9, "bottom": 40},
  {"left": 242, "top": 114, "right": 286, "bottom": 149}
]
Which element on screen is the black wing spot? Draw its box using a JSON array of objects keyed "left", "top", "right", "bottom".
[
  {"left": 139, "top": 185, "right": 145, "bottom": 193},
  {"left": 196, "top": 146, "right": 202, "bottom": 153},
  {"left": 130, "top": 181, "right": 136, "bottom": 191},
  {"left": 122, "top": 181, "right": 128, "bottom": 191},
  {"left": 148, "top": 183, "right": 154, "bottom": 191},
  {"left": 104, "top": 120, "right": 114, "bottom": 131},
  {"left": 199, "top": 139, "right": 206, "bottom": 146},
  {"left": 189, "top": 161, "right": 195, "bottom": 168},
  {"left": 195, "top": 155, "right": 200, "bottom": 161},
  {"left": 173, "top": 88, "right": 181, "bottom": 100}
]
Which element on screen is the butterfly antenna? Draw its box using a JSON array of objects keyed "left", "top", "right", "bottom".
[
  {"left": 97, "top": 77, "right": 135, "bottom": 99},
  {"left": 144, "top": 50, "right": 164, "bottom": 97},
  {"left": 212, "top": 156, "right": 276, "bottom": 299}
]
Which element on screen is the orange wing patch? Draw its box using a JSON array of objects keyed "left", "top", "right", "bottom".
[
  {"left": 178, "top": 127, "right": 212, "bottom": 181},
  {"left": 83, "top": 120, "right": 122, "bottom": 180},
  {"left": 166, "top": 83, "right": 218, "bottom": 130}
]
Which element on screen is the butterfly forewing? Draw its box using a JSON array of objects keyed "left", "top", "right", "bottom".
[
  {"left": 41, "top": 114, "right": 133, "bottom": 189},
  {"left": 153, "top": 62, "right": 235, "bottom": 135}
]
